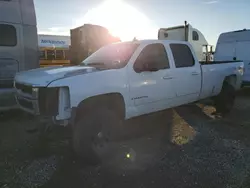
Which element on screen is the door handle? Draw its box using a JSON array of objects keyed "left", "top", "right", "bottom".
[
  {"left": 163, "top": 76, "right": 173, "bottom": 80},
  {"left": 191, "top": 72, "right": 199, "bottom": 76}
]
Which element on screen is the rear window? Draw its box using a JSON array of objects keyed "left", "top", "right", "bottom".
[
  {"left": 0, "top": 24, "right": 17, "bottom": 47},
  {"left": 170, "top": 44, "right": 195, "bottom": 68},
  {"left": 192, "top": 31, "right": 199, "bottom": 41}
]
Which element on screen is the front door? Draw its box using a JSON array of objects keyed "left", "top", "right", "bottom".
[{"left": 128, "top": 42, "right": 176, "bottom": 115}]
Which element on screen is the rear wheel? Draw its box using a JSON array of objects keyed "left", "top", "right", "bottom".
[
  {"left": 72, "top": 108, "right": 122, "bottom": 165},
  {"left": 214, "top": 82, "right": 236, "bottom": 115}
]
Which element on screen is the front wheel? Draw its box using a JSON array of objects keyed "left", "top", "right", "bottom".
[
  {"left": 72, "top": 108, "right": 122, "bottom": 165},
  {"left": 214, "top": 82, "right": 236, "bottom": 115}
]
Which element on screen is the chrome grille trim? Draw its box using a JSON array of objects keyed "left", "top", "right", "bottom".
[{"left": 14, "top": 82, "right": 40, "bottom": 115}]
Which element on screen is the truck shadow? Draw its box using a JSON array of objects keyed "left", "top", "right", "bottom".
[
  {"left": 0, "top": 109, "right": 34, "bottom": 122},
  {"left": 3, "top": 99, "right": 250, "bottom": 188},
  {"left": 42, "top": 105, "right": 216, "bottom": 188},
  {"left": 41, "top": 109, "right": 176, "bottom": 188},
  {"left": 237, "top": 87, "right": 250, "bottom": 97},
  {"left": 174, "top": 104, "right": 212, "bottom": 127},
  {"left": 38, "top": 98, "right": 250, "bottom": 188}
]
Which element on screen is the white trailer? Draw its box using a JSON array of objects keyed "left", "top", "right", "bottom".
[
  {"left": 214, "top": 29, "right": 250, "bottom": 87},
  {"left": 0, "top": 0, "right": 39, "bottom": 111}
]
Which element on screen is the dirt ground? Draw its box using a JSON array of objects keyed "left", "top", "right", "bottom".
[{"left": 1, "top": 89, "right": 250, "bottom": 188}]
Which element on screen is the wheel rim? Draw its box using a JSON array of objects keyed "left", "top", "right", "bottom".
[{"left": 92, "top": 128, "right": 111, "bottom": 155}]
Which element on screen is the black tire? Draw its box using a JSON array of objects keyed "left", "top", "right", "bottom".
[
  {"left": 214, "top": 82, "right": 236, "bottom": 115},
  {"left": 72, "top": 108, "right": 122, "bottom": 165}
]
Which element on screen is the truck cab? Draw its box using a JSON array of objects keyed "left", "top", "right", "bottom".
[
  {"left": 0, "top": 0, "right": 39, "bottom": 110},
  {"left": 158, "top": 21, "right": 212, "bottom": 61}
]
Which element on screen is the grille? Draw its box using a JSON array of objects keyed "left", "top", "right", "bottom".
[
  {"left": 0, "top": 79, "right": 14, "bottom": 88},
  {"left": 17, "top": 97, "right": 33, "bottom": 110},
  {"left": 15, "top": 83, "right": 33, "bottom": 95}
]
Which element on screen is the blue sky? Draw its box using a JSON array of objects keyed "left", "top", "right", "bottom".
[{"left": 35, "top": 0, "right": 250, "bottom": 45}]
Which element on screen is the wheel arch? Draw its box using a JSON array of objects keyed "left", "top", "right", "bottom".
[
  {"left": 72, "top": 92, "right": 126, "bottom": 125},
  {"left": 223, "top": 74, "right": 237, "bottom": 88}
]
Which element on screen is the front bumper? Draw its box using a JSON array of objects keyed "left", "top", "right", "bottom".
[{"left": 14, "top": 82, "right": 71, "bottom": 126}]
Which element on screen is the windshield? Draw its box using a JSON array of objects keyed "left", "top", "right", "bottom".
[{"left": 81, "top": 42, "right": 139, "bottom": 69}]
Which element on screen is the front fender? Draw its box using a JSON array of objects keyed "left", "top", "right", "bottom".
[{"left": 47, "top": 68, "right": 131, "bottom": 115}]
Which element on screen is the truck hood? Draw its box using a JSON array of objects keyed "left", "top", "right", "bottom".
[{"left": 15, "top": 66, "right": 98, "bottom": 86}]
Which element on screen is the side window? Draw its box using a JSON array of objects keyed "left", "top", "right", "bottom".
[
  {"left": 170, "top": 44, "right": 195, "bottom": 68},
  {"left": 47, "top": 50, "right": 55, "bottom": 60},
  {"left": 134, "top": 43, "right": 170, "bottom": 73},
  {"left": 0, "top": 24, "right": 17, "bottom": 46},
  {"left": 192, "top": 31, "right": 199, "bottom": 41}
]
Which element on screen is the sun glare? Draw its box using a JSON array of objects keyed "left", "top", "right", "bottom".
[{"left": 74, "top": 0, "right": 158, "bottom": 41}]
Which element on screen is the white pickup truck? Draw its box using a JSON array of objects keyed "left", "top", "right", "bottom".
[{"left": 14, "top": 40, "right": 244, "bottom": 164}]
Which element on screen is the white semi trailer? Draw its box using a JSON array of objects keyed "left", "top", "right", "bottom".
[{"left": 0, "top": 0, "right": 39, "bottom": 111}]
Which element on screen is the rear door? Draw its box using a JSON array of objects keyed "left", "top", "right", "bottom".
[
  {"left": 235, "top": 41, "right": 250, "bottom": 83},
  {"left": 0, "top": 23, "right": 21, "bottom": 89},
  {"left": 169, "top": 43, "right": 201, "bottom": 102}
]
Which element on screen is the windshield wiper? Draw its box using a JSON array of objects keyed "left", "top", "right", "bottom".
[
  {"left": 81, "top": 62, "right": 109, "bottom": 70},
  {"left": 81, "top": 62, "right": 105, "bottom": 66}
]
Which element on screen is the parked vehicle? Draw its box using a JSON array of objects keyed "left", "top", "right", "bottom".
[
  {"left": 158, "top": 21, "right": 213, "bottom": 61},
  {"left": 0, "top": 0, "right": 39, "bottom": 111},
  {"left": 70, "top": 24, "right": 121, "bottom": 65},
  {"left": 214, "top": 29, "right": 250, "bottom": 87},
  {"left": 38, "top": 35, "right": 71, "bottom": 67},
  {"left": 14, "top": 39, "right": 244, "bottom": 164}
]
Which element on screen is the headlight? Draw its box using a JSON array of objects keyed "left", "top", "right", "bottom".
[
  {"left": 38, "top": 87, "right": 59, "bottom": 116},
  {"left": 238, "top": 66, "right": 244, "bottom": 75},
  {"left": 32, "top": 87, "right": 39, "bottom": 98},
  {"left": 32, "top": 88, "right": 38, "bottom": 92}
]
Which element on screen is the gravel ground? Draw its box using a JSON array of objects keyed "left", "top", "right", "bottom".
[{"left": 1, "top": 89, "right": 250, "bottom": 188}]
